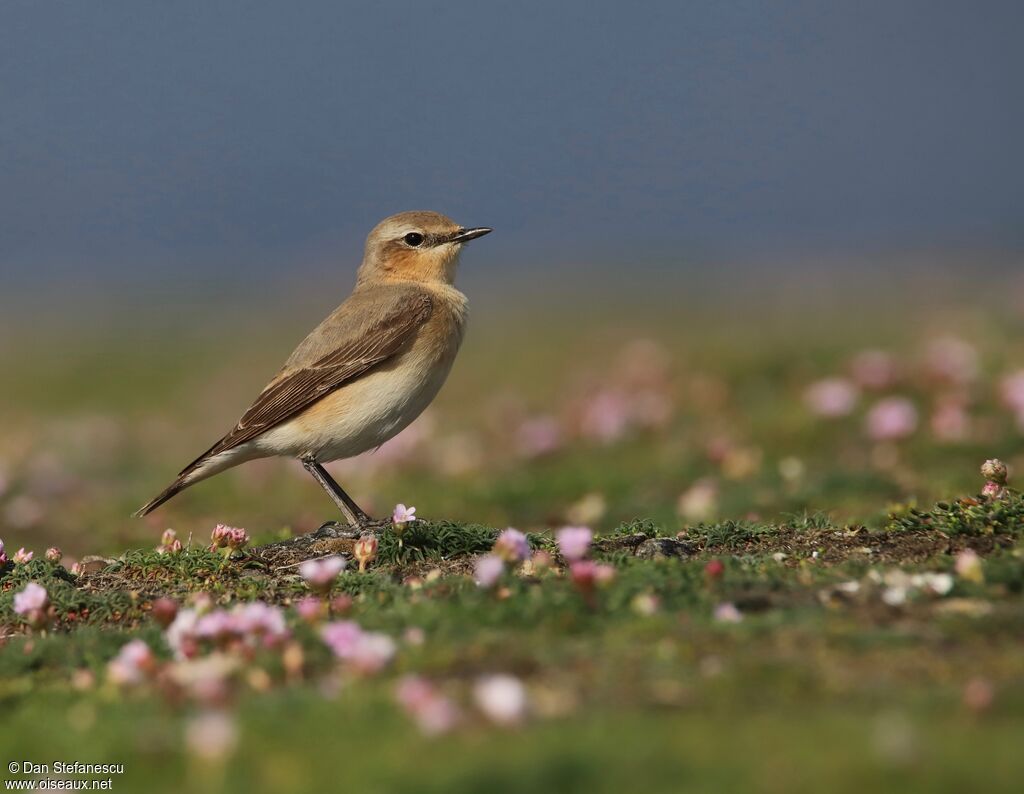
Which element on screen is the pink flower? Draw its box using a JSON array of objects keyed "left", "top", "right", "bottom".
[
  {"left": 320, "top": 621, "right": 363, "bottom": 658},
  {"left": 299, "top": 556, "right": 347, "bottom": 590},
  {"left": 165, "top": 608, "right": 201, "bottom": 659},
  {"left": 954, "top": 549, "right": 984, "bottom": 583},
  {"left": 515, "top": 416, "right": 563, "bottom": 458},
  {"left": 0, "top": 538, "right": 7, "bottom": 565},
  {"left": 930, "top": 400, "right": 970, "bottom": 442},
  {"left": 391, "top": 503, "right": 417, "bottom": 526},
  {"left": 925, "top": 337, "right": 978, "bottom": 385},
  {"left": 13, "top": 582, "right": 48, "bottom": 614},
  {"left": 963, "top": 678, "right": 995, "bottom": 713},
  {"left": 184, "top": 711, "right": 238, "bottom": 761},
  {"left": 999, "top": 371, "right": 1024, "bottom": 413},
  {"left": 713, "top": 602, "right": 743, "bottom": 623},
  {"left": 320, "top": 621, "right": 395, "bottom": 673},
  {"left": 395, "top": 676, "right": 460, "bottom": 735},
  {"left": 347, "top": 632, "right": 397, "bottom": 674},
  {"left": 865, "top": 397, "right": 918, "bottom": 441},
  {"left": 403, "top": 626, "right": 425, "bottom": 646},
  {"left": 474, "top": 555, "right": 504, "bottom": 588},
  {"left": 45, "top": 547, "right": 62, "bottom": 563},
  {"left": 569, "top": 560, "right": 615, "bottom": 590},
  {"left": 804, "top": 378, "right": 858, "bottom": 418},
  {"left": 158, "top": 529, "right": 183, "bottom": 555},
  {"left": 232, "top": 602, "right": 288, "bottom": 643},
  {"left": 209, "top": 524, "right": 249, "bottom": 553},
  {"left": 107, "top": 639, "right": 156, "bottom": 686},
  {"left": 556, "top": 526, "right": 593, "bottom": 562},
  {"left": 494, "top": 528, "right": 530, "bottom": 563},
  {"left": 473, "top": 674, "right": 527, "bottom": 726},
  {"left": 580, "top": 391, "right": 631, "bottom": 443},
  {"left": 151, "top": 597, "right": 179, "bottom": 629},
  {"left": 704, "top": 559, "right": 725, "bottom": 581},
  {"left": 849, "top": 350, "right": 898, "bottom": 390},
  {"left": 677, "top": 478, "right": 718, "bottom": 522},
  {"left": 13, "top": 547, "right": 33, "bottom": 564},
  {"left": 295, "top": 596, "right": 324, "bottom": 622},
  {"left": 353, "top": 535, "right": 378, "bottom": 572},
  {"left": 982, "top": 481, "right": 1005, "bottom": 499}
]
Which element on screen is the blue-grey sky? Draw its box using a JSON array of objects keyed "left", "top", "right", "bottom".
[{"left": 2, "top": 0, "right": 1023, "bottom": 289}]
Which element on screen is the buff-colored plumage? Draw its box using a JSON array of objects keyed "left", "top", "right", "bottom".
[{"left": 136, "top": 211, "right": 490, "bottom": 517}]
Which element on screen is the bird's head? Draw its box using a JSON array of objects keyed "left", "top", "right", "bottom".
[{"left": 358, "top": 211, "right": 492, "bottom": 286}]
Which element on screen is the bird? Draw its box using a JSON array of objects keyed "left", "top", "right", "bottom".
[{"left": 135, "top": 211, "right": 492, "bottom": 528}]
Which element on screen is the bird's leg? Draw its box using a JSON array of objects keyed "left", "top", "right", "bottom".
[{"left": 300, "top": 456, "right": 373, "bottom": 529}]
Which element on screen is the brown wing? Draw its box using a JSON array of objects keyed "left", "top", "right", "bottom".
[{"left": 198, "top": 291, "right": 433, "bottom": 461}]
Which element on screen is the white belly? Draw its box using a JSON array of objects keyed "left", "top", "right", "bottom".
[{"left": 251, "top": 345, "right": 457, "bottom": 462}]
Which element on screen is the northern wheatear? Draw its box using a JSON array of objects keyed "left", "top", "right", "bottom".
[{"left": 135, "top": 211, "right": 492, "bottom": 527}]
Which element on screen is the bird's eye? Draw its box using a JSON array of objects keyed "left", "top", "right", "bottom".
[{"left": 404, "top": 232, "right": 424, "bottom": 247}]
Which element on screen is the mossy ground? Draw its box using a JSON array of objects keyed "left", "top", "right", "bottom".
[{"left": 2, "top": 496, "right": 1023, "bottom": 794}]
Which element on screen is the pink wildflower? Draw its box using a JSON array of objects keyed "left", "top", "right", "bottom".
[
  {"left": 0, "top": 538, "right": 7, "bottom": 565},
  {"left": 184, "top": 711, "right": 238, "bottom": 761},
  {"left": 45, "top": 547, "right": 62, "bottom": 563},
  {"left": 963, "top": 678, "right": 995, "bottom": 713},
  {"left": 209, "top": 524, "right": 249, "bottom": 554},
  {"left": 804, "top": 378, "right": 858, "bottom": 418},
  {"left": 13, "top": 547, "right": 33, "bottom": 564},
  {"left": 713, "top": 602, "right": 743, "bottom": 623},
  {"left": 569, "top": 560, "right": 615, "bottom": 587},
  {"left": 165, "top": 608, "right": 201, "bottom": 660},
  {"left": 158, "top": 528, "right": 183, "bottom": 555},
  {"left": 391, "top": 503, "right": 417, "bottom": 526},
  {"left": 13, "top": 582, "right": 48, "bottom": 614},
  {"left": 849, "top": 350, "right": 898, "bottom": 390},
  {"left": 494, "top": 528, "right": 530, "bottom": 563},
  {"left": 930, "top": 400, "right": 970, "bottom": 442},
  {"left": 395, "top": 676, "right": 460, "bottom": 735},
  {"left": 151, "top": 597, "right": 179, "bottom": 629},
  {"left": 954, "top": 549, "right": 984, "bottom": 583},
  {"left": 556, "top": 526, "right": 593, "bottom": 562},
  {"left": 299, "top": 556, "right": 347, "bottom": 591},
  {"left": 580, "top": 391, "right": 631, "bottom": 443},
  {"left": 473, "top": 674, "right": 527, "bottom": 726},
  {"left": 320, "top": 621, "right": 395, "bottom": 673},
  {"left": 515, "top": 416, "right": 563, "bottom": 458},
  {"left": 320, "top": 621, "right": 363, "bottom": 658},
  {"left": 295, "top": 596, "right": 324, "bottom": 623},
  {"left": 107, "top": 639, "right": 156, "bottom": 686},
  {"left": 999, "top": 371, "right": 1024, "bottom": 413},
  {"left": 865, "top": 397, "right": 918, "bottom": 441},
  {"left": 353, "top": 535, "right": 378, "bottom": 572},
  {"left": 677, "top": 478, "right": 719, "bottom": 522},
  {"left": 473, "top": 554, "right": 504, "bottom": 588},
  {"left": 925, "top": 337, "right": 978, "bottom": 385}
]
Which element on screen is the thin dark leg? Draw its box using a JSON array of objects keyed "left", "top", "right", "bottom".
[{"left": 300, "top": 456, "right": 373, "bottom": 527}]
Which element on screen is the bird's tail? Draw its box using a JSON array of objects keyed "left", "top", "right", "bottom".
[
  {"left": 133, "top": 473, "right": 194, "bottom": 517},
  {"left": 133, "top": 441, "right": 252, "bottom": 517}
]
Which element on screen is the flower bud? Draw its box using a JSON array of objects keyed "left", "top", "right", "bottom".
[
  {"left": 980, "top": 459, "right": 1008, "bottom": 485},
  {"left": 353, "top": 535, "right": 379, "bottom": 572}
]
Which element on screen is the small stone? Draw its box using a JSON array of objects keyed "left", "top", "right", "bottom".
[
  {"left": 78, "top": 555, "right": 116, "bottom": 574},
  {"left": 635, "top": 538, "right": 694, "bottom": 560}
]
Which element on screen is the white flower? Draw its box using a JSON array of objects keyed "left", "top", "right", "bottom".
[{"left": 473, "top": 674, "right": 527, "bottom": 726}]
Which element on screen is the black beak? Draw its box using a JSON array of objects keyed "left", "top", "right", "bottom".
[{"left": 449, "top": 227, "right": 492, "bottom": 243}]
